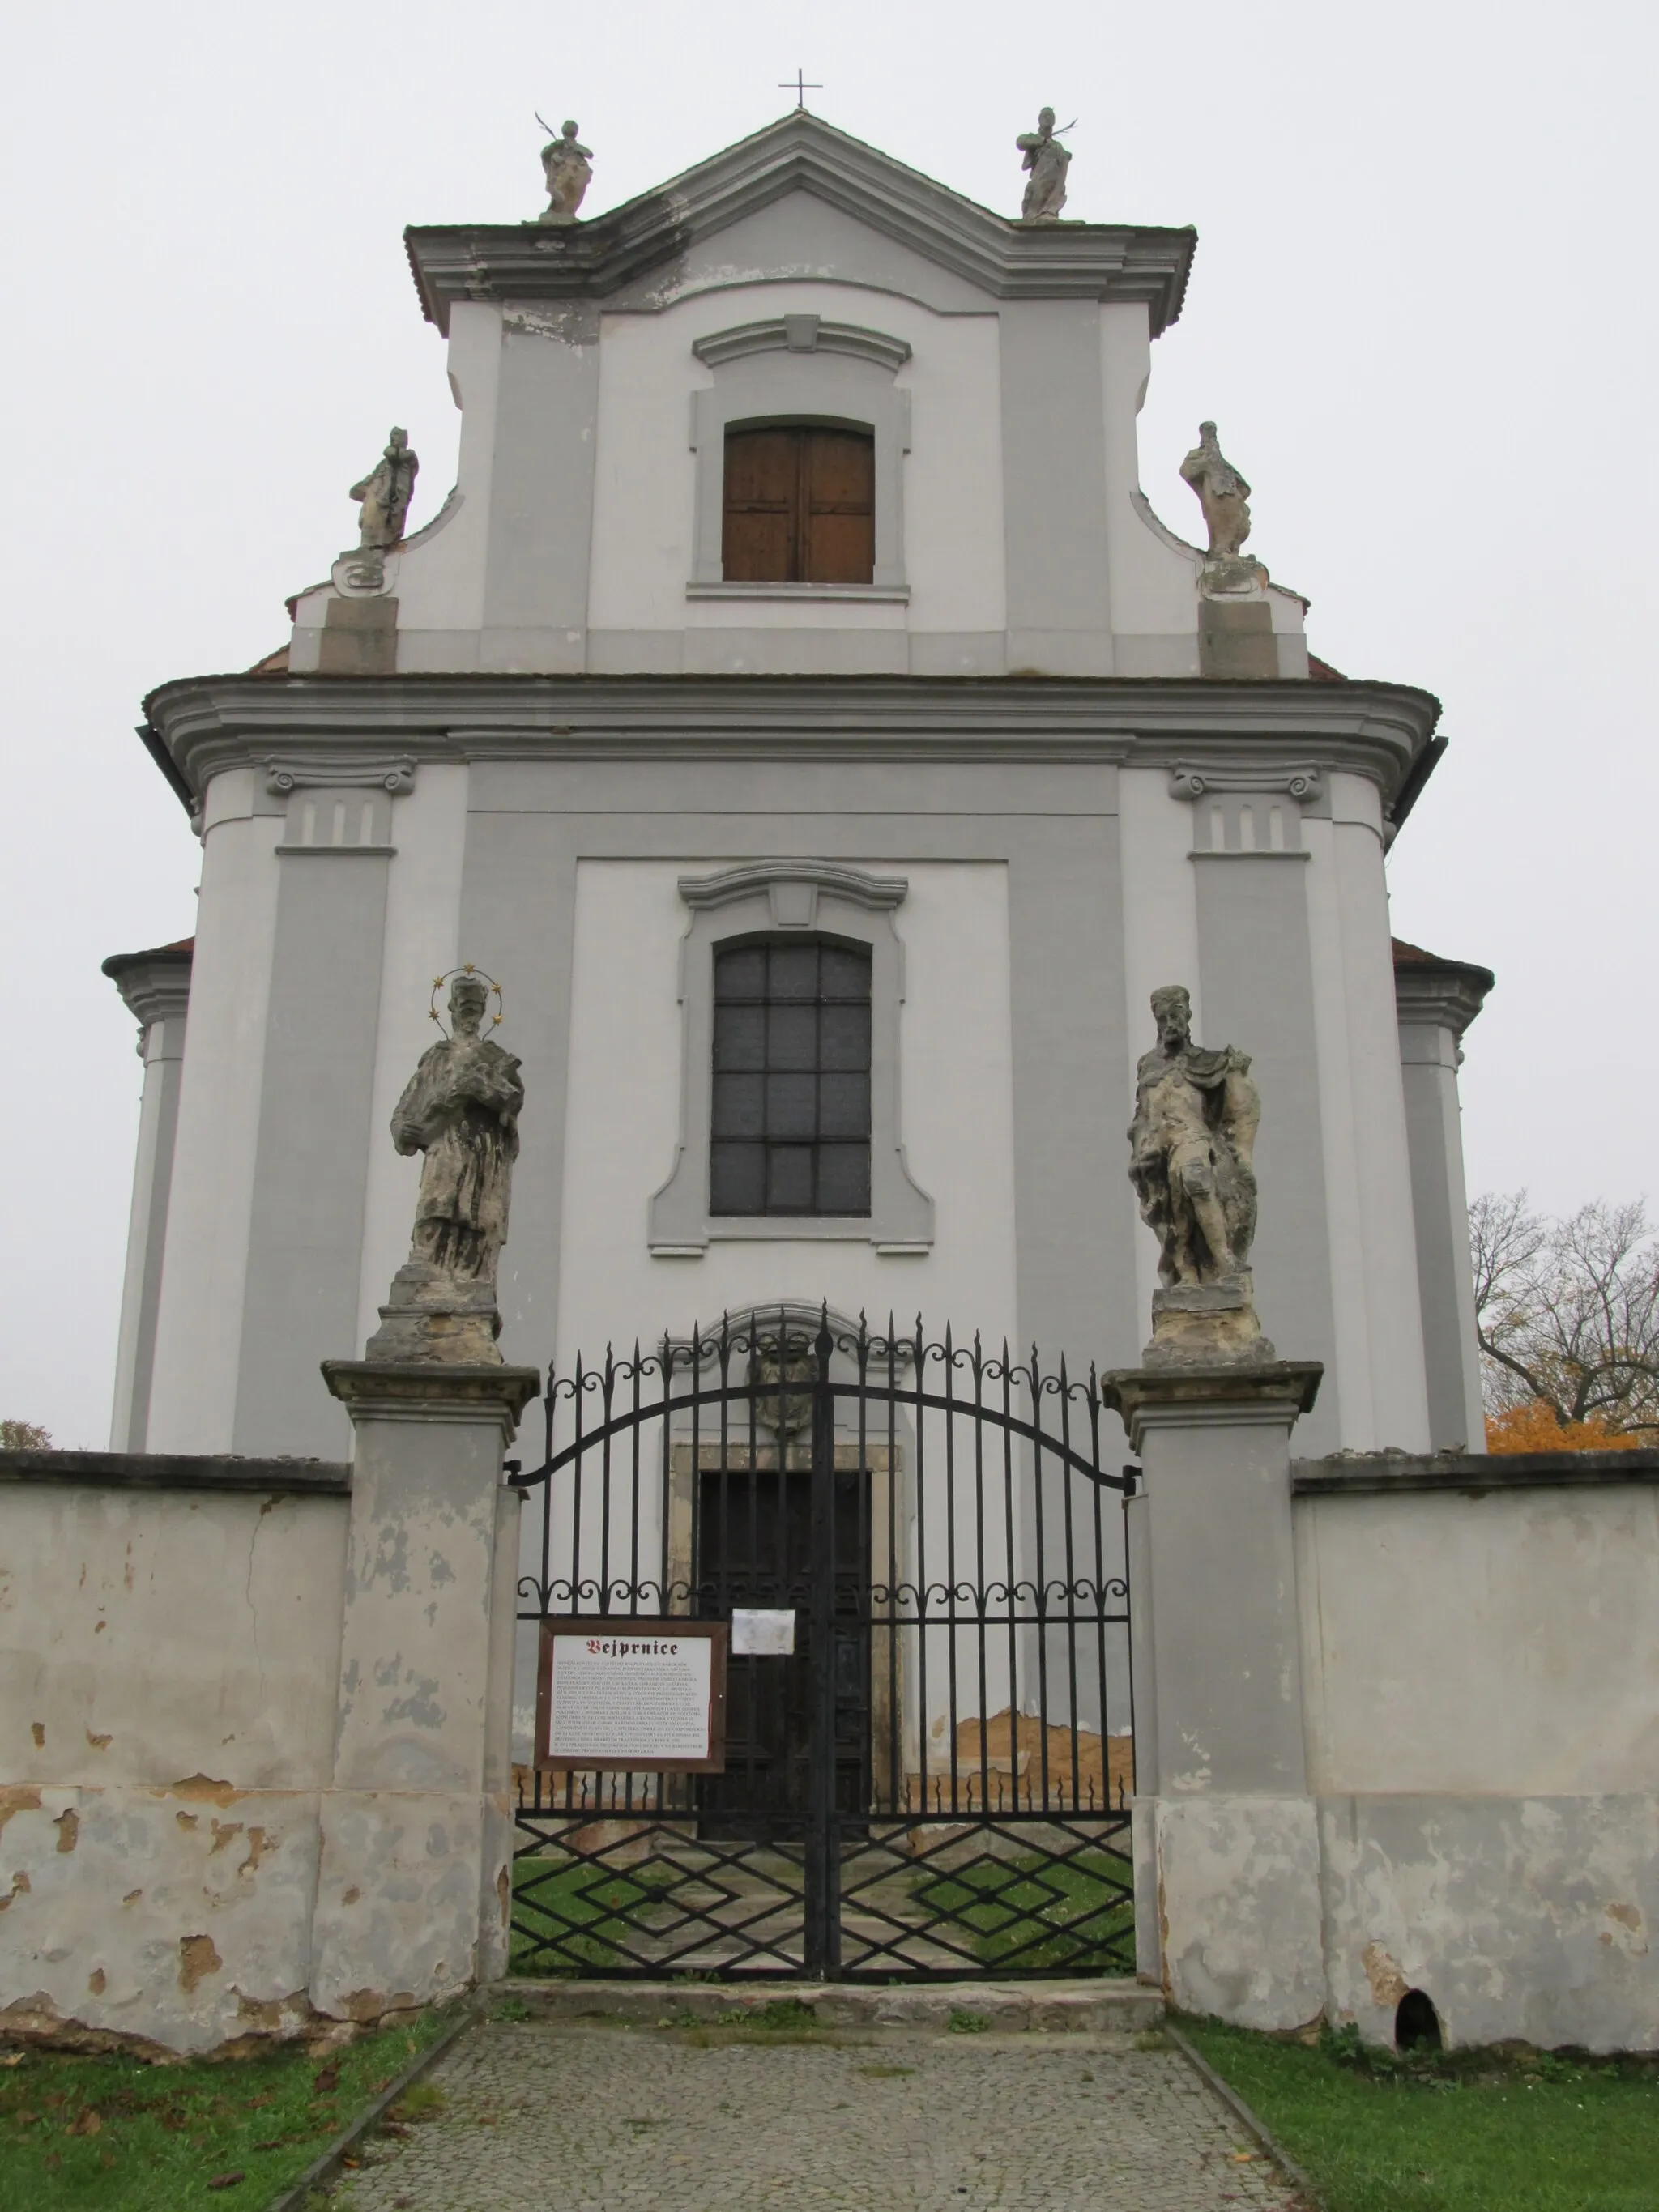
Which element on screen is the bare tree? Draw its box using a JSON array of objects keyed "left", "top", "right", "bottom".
[{"left": 1470, "top": 1191, "right": 1659, "bottom": 1437}]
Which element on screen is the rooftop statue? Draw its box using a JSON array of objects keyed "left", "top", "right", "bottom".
[
  {"left": 366, "top": 970, "right": 525, "bottom": 1365},
  {"left": 349, "top": 427, "right": 418, "bottom": 552},
  {"left": 1017, "top": 108, "right": 1071, "bottom": 221},
  {"left": 538, "top": 117, "right": 593, "bottom": 225},
  {"left": 1128, "top": 986, "right": 1273, "bottom": 1366},
  {"left": 1179, "top": 420, "right": 1252, "bottom": 562}
]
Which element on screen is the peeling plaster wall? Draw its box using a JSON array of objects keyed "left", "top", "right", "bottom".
[
  {"left": 1298, "top": 1482, "right": 1659, "bottom": 1796},
  {"left": 1297, "top": 1477, "right": 1659, "bottom": 2048},
  {"left": 1318, "top": 1794, "right": 1659, "bottom": 2053},
  {"left": 0, "top": 1483, "right": 348, "bottom": 2053}
]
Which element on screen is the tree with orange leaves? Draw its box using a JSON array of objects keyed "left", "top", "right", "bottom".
[{"left": 1471, "top": 1192, "right": 1659, "bottom": 1447}]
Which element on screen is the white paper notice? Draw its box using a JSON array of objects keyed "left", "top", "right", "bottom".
[
  {"left": 547, "top": 1630, "right": 714, "bottom": 1763},
  {"left": 731, "top": 1609, "right": 796, "bottom": 1656}
]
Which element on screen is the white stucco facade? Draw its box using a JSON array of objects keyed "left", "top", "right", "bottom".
[
  {"left": 26, "top": 105, "right": 1637, "bottom": 2072},
  {"left": 126, "top": 107, "right": 1486, "bottom": 1475}
]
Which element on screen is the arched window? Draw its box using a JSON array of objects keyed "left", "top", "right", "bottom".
[
  {"left": 710, "top": 936, "right": 872, "bottom": 1217},
  {"left": 722, "top": 426, "right": 875, "bottom": 585}
]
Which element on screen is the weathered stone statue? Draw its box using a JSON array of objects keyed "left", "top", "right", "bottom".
[
  {"left": 366, "top": 971, "right": 525, "bottom": 1365},
  {"left": 538, "top": 118, "right": 593, "bottom": 224},
  {"left": 1017, "top": 109, "right": 1071, "bottom": 221},
  {"left": 350, "top": 427, "right": 419, "bottom": 552},
  {"left": 1179, "top": 421, "right": 1252, "bottom": 562},
  {"left": 1128, "top": 986, "right": 1272, "bottom": 1366}
]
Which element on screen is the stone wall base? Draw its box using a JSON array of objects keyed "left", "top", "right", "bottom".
[
  {"left": 0, "top": 1780, "right": 509, "bottom": 2057},
  {"left": 1318, "top": 1792, "right": 1659, "bottom": 2055},
  {"left": 1149, "top": 1794, "right": 1325, "bottom": 2030},
  {"left": 1141, "top": 1790, "right": 1659, "bottom": 2052}
]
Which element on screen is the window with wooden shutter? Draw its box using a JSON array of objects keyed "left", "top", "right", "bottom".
[{"left": 721, "top": 426, "right": 876, "bottom": 585}]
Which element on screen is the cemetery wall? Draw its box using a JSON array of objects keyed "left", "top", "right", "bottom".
[
  {"left": 0, "top": 1459, "right": 349, "bottom": 2053},
  {"left": 4, "top": 1449, "right": 1656, "bottom": 2052},
  {"left": 1294, "top": 1455, "right": 1659, "bottom": 2051}
]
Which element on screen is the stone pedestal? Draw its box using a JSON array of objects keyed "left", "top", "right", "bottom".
[
  {"left": 309, "top": 1361, "right": 539, "bottom": 2021},
  {"left": 1107, "top": 1360, "right": 1324, "bottom": 2029},
  {"left": 365, "top": 1263, "right": 505, "bottom": 1366},
  {"left": 1198, "top": 561, "right": 1277, "bottom": 679},
  {"left": 1145, "top": 1276, "right": 1273, "bottom": 1368}
]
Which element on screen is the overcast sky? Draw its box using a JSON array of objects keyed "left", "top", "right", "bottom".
[{"left": 2, "top": 0, "right": 1653, "bottom": 1445}]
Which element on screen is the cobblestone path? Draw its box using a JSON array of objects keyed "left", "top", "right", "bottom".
[{"left": 345, "top": 2019, "right": 1305, "bottom": 2211}]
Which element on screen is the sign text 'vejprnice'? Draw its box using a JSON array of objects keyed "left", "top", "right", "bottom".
[{"left": 535, "top": 1618, "right": 728, "bottom": 1772}]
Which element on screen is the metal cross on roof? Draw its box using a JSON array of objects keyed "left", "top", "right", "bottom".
[{"left": 778, "top": 68, "right": 822, "bottom": 110}]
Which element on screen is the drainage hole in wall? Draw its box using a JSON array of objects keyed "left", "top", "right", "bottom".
[{"left": 1395, "top": 1988, "right": 1442, "bottom": 2052}]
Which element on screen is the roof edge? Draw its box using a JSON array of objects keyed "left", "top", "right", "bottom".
[
  {"left": 403, "top": 112, "right": 1196, "bottom": 332},
  {"left": 139, "top": 669, "right": 1442, "bottom": 812}
]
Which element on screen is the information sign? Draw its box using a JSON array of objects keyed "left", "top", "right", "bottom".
[
  {"left": 535, "top": 1618, "right": 727, "bottom": 1772},
  {"left": 731, "top": 1608, "right": 796, "bottom": 1656}
]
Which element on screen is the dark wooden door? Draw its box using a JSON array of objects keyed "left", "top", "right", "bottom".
[
  {"left": 722, "top": 426, "right": 875, "bottom": 584},
  {"left": 695, "top": 1464, "right": 871, "bottom": 1836}
]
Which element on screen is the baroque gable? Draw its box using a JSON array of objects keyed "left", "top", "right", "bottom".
[{"left": 405, "top": 110, "right": 1195, "bottom": 331}]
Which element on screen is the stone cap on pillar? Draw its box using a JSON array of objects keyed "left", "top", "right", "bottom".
[
  {"left": 322, "top": 1359, "right": 542, "bottom": 1440},
  {"left": 1102, "top": 1360, "right": 1323, "bottom": 1455}
]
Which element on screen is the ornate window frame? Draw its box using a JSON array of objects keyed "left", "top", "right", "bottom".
[
  {"left": 687, "top": 316, "right": 912, "bottom": 595},
  {"left": 649, "top": 862, "right": 935, "bottom": 1255}
]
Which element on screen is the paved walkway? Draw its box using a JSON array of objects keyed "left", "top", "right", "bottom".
[{"left": 345, "top": 2018, "right": 1306, "bottom": 2212}]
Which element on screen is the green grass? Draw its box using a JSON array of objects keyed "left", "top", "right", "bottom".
[
  {"left": 912, "top": 1848, "right": 1134, "bottom": 1971},
  {"left": 1182, "top": 2015, "right": 1659, "bottom": 2212},
  {"left": 0, "top": 2005, "right": 456, "bottom": 2212},
  {"left": 510, "top": 1853, "right": 679, "bottom": 1973}
]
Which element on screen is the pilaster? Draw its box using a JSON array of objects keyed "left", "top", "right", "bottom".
[
  {"left": 309, "top": 1361, "right": 538, "bottom": 2018},
  {"left": 103, "top": 943, "right": 193, "bottom": 1451},
  {"left": 1394, "top": 946, "right": 1493, "bottom": 1451}
]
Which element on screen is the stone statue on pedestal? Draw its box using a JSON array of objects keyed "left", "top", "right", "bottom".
[
  {"left": 1017, "top": 109, "right": 1071, "bottom": 221},
  {"left": 1128, "top": 985, "right": 1273, "bottom": 1366},
  {"left": 538, "top": 118, "right": 593, "bottom": 224},
  {"left": 350, "top": 428, "right": 419, "bottom": 552},
  {"left": 366, "top": 971, "right": 524, "bottom": 1365},
  {"left": 1180, "top": 420, "right": 1256, "bottom": 558}
]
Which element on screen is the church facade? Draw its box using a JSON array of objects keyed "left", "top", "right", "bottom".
[{"left": 109, "top": 111, "right": 1490, "bottom": 1468}]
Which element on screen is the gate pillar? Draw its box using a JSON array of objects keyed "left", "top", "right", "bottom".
[
  {"left": 311, "top": 1360, "right": 539, "bottom": 2022},
  {"left": 1106, "top": 1361, "right": 1324, "bottom": 2031}
]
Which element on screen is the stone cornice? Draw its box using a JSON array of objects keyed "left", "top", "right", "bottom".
[
  {"left": 1102, "top": 1361, "right": 1325, "bottom": 1453},
  {"left": 322, "top": 1360, "right": 543, "bottom": 1438},
  {"left": 0, "top": 1450, "right": 349, "bottom": 1494},
  {"left": 1393, "top": 953, "right": 1494, "bottom": 1037},
  {"left": 101, "top": 944, "right": 193, "bottom": 1032},
  {"left": 143, "top": 674, "right": 1442, "bottom": 809},
  {"left": 1292, "top": 1447, "right": 1659, "bottom": 1494},
  {"left": 404, "top": 112, "right": 1196, "bottom": 333}
]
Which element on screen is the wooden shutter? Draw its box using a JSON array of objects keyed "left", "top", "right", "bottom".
[
  {"left": 722, "top": 428, "right": 800, "bottom": 582},
  {"left": 722, "top": 427, "right": 875, "bottom": 584},
  {"left": 802, "top": 429, "right": 873, "bottom": 582}
]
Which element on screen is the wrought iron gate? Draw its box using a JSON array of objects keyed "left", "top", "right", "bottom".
[{"left": 510, "top": 1309, "right": 1136, "bottom": 1980}]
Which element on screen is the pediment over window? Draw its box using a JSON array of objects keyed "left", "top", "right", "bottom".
[
  {"left": 679, "top": 861, "right": 910, "bottom": 922},
  {"left": 693, "top": 315, "right": 911, "bottom": 374}
]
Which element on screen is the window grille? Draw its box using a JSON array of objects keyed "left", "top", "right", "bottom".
[{"left": 710, "top": 939, "right": 872, "bottom": 1217}]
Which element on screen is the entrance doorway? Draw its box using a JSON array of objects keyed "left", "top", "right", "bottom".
[
  {"left": 695, "top": 1462, "right": 871, "bottom": 1835},
  {"left": 511, "top": 1310, "right": 1136, "bottom": 1980}
]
